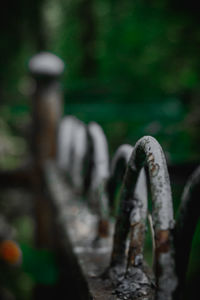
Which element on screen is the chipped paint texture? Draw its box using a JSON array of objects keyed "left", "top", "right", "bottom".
[
  {"left": 156, "top": 252, "right": 177, "bottom": 300},
  {"left": 111, "top": 136, "right": 174, "bottom": 266},
  {"left": 109, "top": 144, "right": 147, "bottom": 221},
  {"left": 131, "top": 136, "right": 174, "bottom": 232},
  {"left": 114, "top": 266, "right": 155, "bottom": 300},
  {"left": 110, "top": 136, "right": 176, "bottom": 300}
]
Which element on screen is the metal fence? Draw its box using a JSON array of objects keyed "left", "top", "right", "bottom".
[{"left": 0, "top": 52, "right": 199, "bottom": 300}]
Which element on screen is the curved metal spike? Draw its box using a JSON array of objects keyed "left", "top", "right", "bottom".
[
  {"left": 110, "top": 136, "right": 177, "bottom": 300},
  {"left": 57, "top": 116, "right": 78, "bottom": 171},
  {"left": 87, "top": 122, "right": 110, "bottom": 237},
  {"left": 108, "top": 144, "right": 133, "bottom": 215},
  {"left": 57, "top": 116, "right": 88, "bottom": 192},
  {"left": 109, "top": 144, "right": 147, "bottom": 220},
  {"left": 87, "top": 122, "right": 109, "bottom": 213}
]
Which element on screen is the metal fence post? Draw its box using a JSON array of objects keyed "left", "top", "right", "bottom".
[{"left": 29, "top": 52, "right": 64, "bottom": 248}]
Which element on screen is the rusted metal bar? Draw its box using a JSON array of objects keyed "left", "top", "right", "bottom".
[
  {"left": 108, "top": 144, "right": 133, "bottom": 216},
  {"left": 108, "top": 144, "right": 147, "bottom": 219},
  {"left": 57, "top": 116, "right": 88, "bottom": 193},
  {"left": 174, "top": 165, "right": 200, "bottom": 299},
  {"left": 29, "top": 52, "right": 64, "bottom": 165},
  {"left": 57, "top": 116, "right": 77, "bottom": 171},
  {"left": 87, "top": 122, "right": 110, "bottom": 238},
  {"left": 109, "top": 136, "right": 177, "bottom": 300},
  {"left": 107, "top": 144, "right": 150, "bottom": 299}
]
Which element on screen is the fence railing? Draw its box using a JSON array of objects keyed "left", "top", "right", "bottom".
[{"left": 0, "top": 52, "right": 199, "bottom": 300}]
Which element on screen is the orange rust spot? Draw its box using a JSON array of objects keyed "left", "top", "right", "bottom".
[
  {"left": 147, "top": 153, "right": 154, "bottom": 163},
  {"left": 155, "top": 230, "right": 170, "bottom": 253},
  {"left": 0, "top": 240, "right": 22, "bottom": 265},
  {"left": 150, "top": 163, "right": 160, "bottom": 177}
]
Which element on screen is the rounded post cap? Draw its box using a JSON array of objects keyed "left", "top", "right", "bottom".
[{"left": 29, "top": 52, "right": 64, "bottom": 77}]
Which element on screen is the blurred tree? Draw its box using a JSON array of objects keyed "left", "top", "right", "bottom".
[
  {"left": 77, "top": 0, "right": 97, "bottom": 77},
  {"left": 0, "top": 0, "right": 47, "bottom": 103}
]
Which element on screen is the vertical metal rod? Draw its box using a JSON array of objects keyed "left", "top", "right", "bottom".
[
  {"left": 29, "top": 52, "right": 64, "bottom": 164},
  {"left": 57, "top": 116, "right": 78, "bottom": 171},
  {"left": 87, "top": 122, "right": 110, "bottom": 237},
  {"left": 108, "top": 144, "right": 133, "bottom": 216},
  {"left": 108, "top": 143, "right": 148, "bottom": 278},
  {"left": 29, "top": 52, "right": 64, "bottom": 248},
  {"left": 57, "top": 116, "right": 88, "bottom": 193},
  {"left": 108, "top": 144, "right": 147, "bottom": 220}
]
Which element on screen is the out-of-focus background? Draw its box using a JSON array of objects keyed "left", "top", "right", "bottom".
[{"left": 0, "top": 1, "right": 200, "bottom": 299}]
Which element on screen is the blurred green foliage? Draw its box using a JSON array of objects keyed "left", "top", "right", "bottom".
[
  {"left": 1, "top": 0, "right": 200, "bottom": 164},
  {"left": 1, "top": 0, "right": 200, "bottom": 298},
  {"left": 21, "top": 243, "right": 59, "bottom": 285}
]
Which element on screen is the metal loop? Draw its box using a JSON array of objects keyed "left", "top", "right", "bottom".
[{"left": 110, "top": 136, "right": 177, "bottom": 300}]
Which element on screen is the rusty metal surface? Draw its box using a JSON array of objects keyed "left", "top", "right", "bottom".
[
  {"left": 46, "top": 131, "right": 180, "bottom": 300},
  {"left": 108, "top": 144, "right": 147, "bottom": 220},
  {"left": 44, "top": 144, "right": 151, "bottom": 299},
  {"left": 110, "top": 136, "right": 177, "bottom": 300},
  {"left": 45, "top": 162, "right": 152, "bottom": 300}
]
